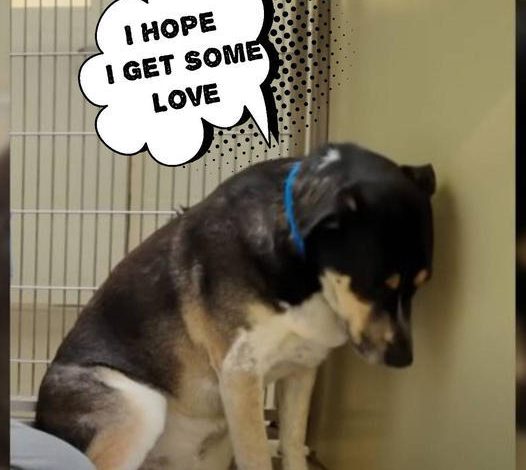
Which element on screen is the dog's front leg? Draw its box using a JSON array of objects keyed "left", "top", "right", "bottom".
[
  {"left": 277, "top": 367, "right": 317, "bottom": 470},
  {"left": 219, "top": 369, "right": 272, "bottom": 470}
]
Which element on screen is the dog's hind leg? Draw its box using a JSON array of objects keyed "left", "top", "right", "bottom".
[
  {"left": 36, "top": 365, "right": 167, "bottom": 470},
  {"left": 85, "top": 368, "right": 167, "bottom": 470}
]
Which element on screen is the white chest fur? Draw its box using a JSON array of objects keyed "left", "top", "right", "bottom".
[{"left": 223, "top": 293, "right": 349, "bottom": 383}]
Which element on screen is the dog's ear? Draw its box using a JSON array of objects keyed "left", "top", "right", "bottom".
[
  {"left": 301, "top": 185, "right": 360, "bottom": 235},
  {"left": 401, "top": 164, "right": 436, "bottom": 196},
  {"left": 336, "top": 186, "right": 360, "bottom": 215},
  {"left": 337, "top": 187, "right": 359, "bottom": 213}
]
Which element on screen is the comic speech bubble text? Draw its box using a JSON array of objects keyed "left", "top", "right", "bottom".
[{"left": 79, "top": 0, "right": 277, "bottom": 165}]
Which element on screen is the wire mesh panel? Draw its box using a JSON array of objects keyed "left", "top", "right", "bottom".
[{"left": 10, "top": 0, "right": 330, "bottom": 413}]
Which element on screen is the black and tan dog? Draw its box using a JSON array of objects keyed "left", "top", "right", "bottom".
[{"left": 36, "top": 143, "right": 435, "bottom": 470}]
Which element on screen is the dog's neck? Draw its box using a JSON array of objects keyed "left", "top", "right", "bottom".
[{"left": 253, "top": 157, "right": 344, "bottom": 306}]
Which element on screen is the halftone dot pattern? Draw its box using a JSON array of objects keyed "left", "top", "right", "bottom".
[
  {"left": 182, "top": 0, "right": 354, "bottom": 190},
  {"left": 270, "top": 0, "right": 330, "bottom": 147},
  {"left": 329, "top": 2, "right": 354, "bottom": 92}
]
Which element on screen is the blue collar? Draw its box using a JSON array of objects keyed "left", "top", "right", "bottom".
[{"left": 284, "top": 161, "right": 305, "bottom": 256}]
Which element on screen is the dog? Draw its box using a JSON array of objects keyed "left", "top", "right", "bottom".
[{"left": 35, "top": 143, "right": 435, "bottom": 470}]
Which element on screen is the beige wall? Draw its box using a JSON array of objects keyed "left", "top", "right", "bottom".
[{"left": 308, "top": 1, "right": 515, "bottom": 469}]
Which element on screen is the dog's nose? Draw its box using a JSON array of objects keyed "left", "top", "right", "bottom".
[{"left": 384, "top": 341, "right": 413, "bottom": 368}]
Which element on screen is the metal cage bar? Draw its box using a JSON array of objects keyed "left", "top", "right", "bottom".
[{"left": 9, "top": 0, "right": 330, "bottom": 419}]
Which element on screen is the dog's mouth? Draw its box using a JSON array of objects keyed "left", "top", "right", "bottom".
[{"left": 350, "top": 337, "right": 385, "bottom": 365}]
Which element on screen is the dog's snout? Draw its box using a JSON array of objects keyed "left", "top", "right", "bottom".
[{"left": 384, "top": 339, "right": 413, "bottom": 368}]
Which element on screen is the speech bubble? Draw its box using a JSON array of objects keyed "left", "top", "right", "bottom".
[{"left": 79, "top": 0, "right": 278, "bottom": 166}]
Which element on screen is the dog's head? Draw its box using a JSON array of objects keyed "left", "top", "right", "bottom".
[{"left": 301, "top": 144, "right": 435, "bottom": 367}]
